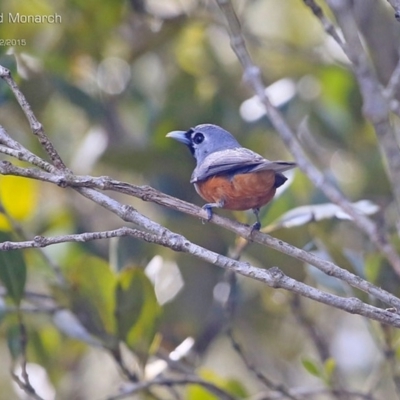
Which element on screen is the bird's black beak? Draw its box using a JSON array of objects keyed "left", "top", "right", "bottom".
[{"left": 166, "top": 130, "right": 191, "bottom": 146}]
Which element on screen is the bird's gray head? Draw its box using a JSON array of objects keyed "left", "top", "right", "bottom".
[{"left": 166, "top": 124, "right": 241, "bottom": 165}]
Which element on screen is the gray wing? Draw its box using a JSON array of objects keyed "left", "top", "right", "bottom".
[{"left": 190, "top": 148, "right": 296, "bottom": 182}]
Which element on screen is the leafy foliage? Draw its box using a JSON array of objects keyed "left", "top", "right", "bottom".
[
  {"left": 0, "top": 0, "right": 399, "bottom": 399},
  {"left": 115, "top": 267, "right": 162, "bottom": 364},
  {"left": 0, "top": 232, "right": 26, "bottom": 305}
]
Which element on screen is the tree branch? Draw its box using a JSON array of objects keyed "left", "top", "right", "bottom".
[
  {"left": 11, "top": 371, "right": 46, "bottom": 400},
  {"left": 1, "top": 159, "right": 400, "bottom": 311},
  {"left": 106, "top": 376, "right": 238, "bottom": 400},
  {"left": 386, "top": 0, "right": 400, "bottom": 20},
  {"left": 0, "top": 66, "right": 67, "bottom": 171},
  {"left": 0, "top": 125, "right": 59, "bottom": 173},
  {"left": 384, "top": 47, "right": 400, "bottom": 101},
  {"left": 0, "top": 227, "right": 400, "bottom": 327},
  {"left": 325, "top": 0, "right": 400, "bottom": 214},
  {"left": 302, "top": 0, "right": 345, "bottom": 48},
  {"left": 253, "top": 387, "right": 375, "bottom": 400},
  {"left": 0, "top": 61, "right": 398, "bottom": 311},
  {"left": 0, "top": 60, "right": 399, "bottom": 327},
  {"left": 228, "top": 330, "right": 299, "bottom": 400},
  {"left": 214, "top": 0, "right": 400, "bottom": 276}
]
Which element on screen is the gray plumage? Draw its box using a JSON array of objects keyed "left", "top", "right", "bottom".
[{"left": 167, "top": 123, "right": 296, "bottom": 183}]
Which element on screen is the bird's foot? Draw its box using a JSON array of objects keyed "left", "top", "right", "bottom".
[
  {"left": 251, "top": 208, "right": 261, "bottom": 233},
  {"left": 250, "top": 221, "right": 261, "bottom": 233},
  {"left": 202, "top": 204, "right": 213, "bottom": 222},
  {"left": 201, "top": 200, "right": 224, "bottom": 223}
]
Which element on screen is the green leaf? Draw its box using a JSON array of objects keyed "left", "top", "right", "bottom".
[
  {"left": 0, "top": 303, "right": 5, "bottom": 326},
  {"left": 115, "top": 267, "right": 162, "bottom": 364},
  {"left": 323, "top": 358, "right": 337, "bottom": 385},
  {"left": 0, "top": 232, "right": 27, "bottom": 305},
  {"left": 302, "top": 358, "right": 322, "bottom": 378},
  {"left": 187, "top": 370, "right": 220, "bottom": 400},
  {"left": 223, "top": 378, "right": 248, "bottom": 397},
  {"left": 187, "top": 369, "right": 247, "bottom": 400},
  {"left": 7, "top": 322, "right": 23, "bottom": 360},
  {"left": 56, "top": 255, "right": 118, "bottom": 348},
  {"left": 364, "top": 253, "right": 383, "bottom": 283},
  {"left": 188, "top": 386, "right": 218, "bottom": 400}
]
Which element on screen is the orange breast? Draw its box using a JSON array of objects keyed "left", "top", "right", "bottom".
[{"left": 194, "top": 170, "right": 277, "bottom": 211}]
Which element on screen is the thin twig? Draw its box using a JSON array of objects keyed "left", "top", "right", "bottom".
[
  {"left": 0, "top": 63, "right": 399, "bottom": 310},
  {"left": 0, "top": 64, "right": 400, "bottom": 324},
  {"left": 0, "top": 66, "right": 68, "bottom": 171},
  {"left": 290, "top": 296, "right": 331, "bottom": 362},
  {"left": 0, "top": 198, "right": 65, "bottom": 285},
  {"left": 214, "top": 0, "right": 400, "bottom": 276},
  {"left": 1, "top": 160, "right": 400, "bottom": 311},
  {"left": 383, "top": 47, "right": 400, "bottom": 100},
  {"left": 304, "top": 1, "right": 400, "bottom": 121},
  {"left": 290, "top": 295, "right": 348, "bottom": 400},
  {"left": 11, "top": 371, "right": 46, "bottom": 400},
  {"left": 302, "top": 0, "right": 345, "bottom": 48},
  {"left": 250, "top": 387, "right": 375, "bottom": 400},
  {"left": 228, "top": 329, "right": 300, "bottom": 400},
  {"left": 106, "top": 376, "right": 238, "bottom": 400},
  {"left": 325, "top": 0, "right": 400, "bottom": 215},
  {"left": 1, "top": 305, "right": 58, "bottom": 314},
  {"left": 0, "top": 125, "right": 59, "bottom": 174},
  {"left": 386, "top": 0, "right": 400, "bottom": 21},
  {"left": 381, "top": 324, "right": 400, "bottom": 397},
  {"left": 110, "top": 347, "right": 138, "bottom": 383},
  {"left": 9, "top": 315, "right": 46, "bottom": 400},
  {"left": 0, "top": 227, "right": 400, "bottom": 327}
]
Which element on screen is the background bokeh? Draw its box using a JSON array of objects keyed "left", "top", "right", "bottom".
[{"left": 0, "top": 0, "right": 399, "bottom": 399}]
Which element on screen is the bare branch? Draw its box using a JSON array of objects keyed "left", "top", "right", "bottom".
[
  {"left": 266, "top": 267, "right": 400, "bottom": 327},
  {"left": 386, "top": 0, "right": 400, "bottom": 21},
  {"left": 0, "top": 59, "right": 399, "bottom": 331},
  {"left": 228, "top": 330, "right": 299, "bottom": 400},
  {"left": 325, "top": 0, "right": 400, "bottom": 213},
  {"left": 252, "top": 387, "right": 375, "bottom": 400},
  {"left": 304, "top": 1, "right": 400, "bottom": 121},
  {"left": 0, "top": 227, "right": 167, "bottom": 250},
  {"left": 0, "top": 66, "right": 67, "bottom": 171},
  {"left": 381, "top": 324, "right": 400, "bottom": 396},
  {"left": 290, "top": 296, "right": 331, "bottom": 362},
  {"left": 105, "top": 374, "right": 379, "bottom": 400},
  {"left": 384, "top": 48, "right": 400, "bottom": 100},
  {"left": 214, "top": 0, "right": 400, "bottom": 276},
  {"left": 1, "top": 160, "right": 400, "bottom": 311},
  {"left": 0, "top": 226, "right": 400, "bottom": 327},
  {"left": 0, "top": 62, "right": 398, "bottom": 311},
  {"left": 106, "top": 376, "right": 238, "bottom": 400},
  {"left": 11, "top": 371, "right": 46, "bottom": 400},
  {"left": 290, "top": 295, "right": 347, "bottom": 399},
  {"left": 1, "top": 305, "right": 58, "bottom": 314},
  {"left": 9, "top": 317, "right": 46, "bottom": 400},
  {"left": 0, "top": 125, "right": 59, "bottom": 174},
  {"left": 302, "top": 0, "right": 345, "bottom": 48}
]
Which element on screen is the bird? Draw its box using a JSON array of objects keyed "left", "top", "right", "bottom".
[{"left": 167, "top": 123, "right": 296, "bottom": 230}]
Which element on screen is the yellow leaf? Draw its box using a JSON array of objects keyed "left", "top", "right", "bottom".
[
  {"left": 0, "top": 175, "right": 39, "bottom": 229},
  {"left": 0, "top": 214, "right": 11, "bottom": 231}
]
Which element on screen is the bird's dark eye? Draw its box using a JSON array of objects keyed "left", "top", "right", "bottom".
[{"left": 193, "top": 132, "right": 204, "bottom": 145}]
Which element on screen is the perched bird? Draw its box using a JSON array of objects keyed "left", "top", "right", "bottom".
[{"left": 167, "top": 124, "right": 296, "bottom": 230}]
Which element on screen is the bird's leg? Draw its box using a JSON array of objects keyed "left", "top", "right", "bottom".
[
  {"left": 251, "top": 208, "right": 261, "bottom": 231},
  {"left": 202, "top": 200, "right": 225, "bottom": 221}
]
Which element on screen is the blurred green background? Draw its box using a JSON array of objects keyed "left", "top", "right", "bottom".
[{"left": 0, "top": 0, "right": 399, "bottom": 399}]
